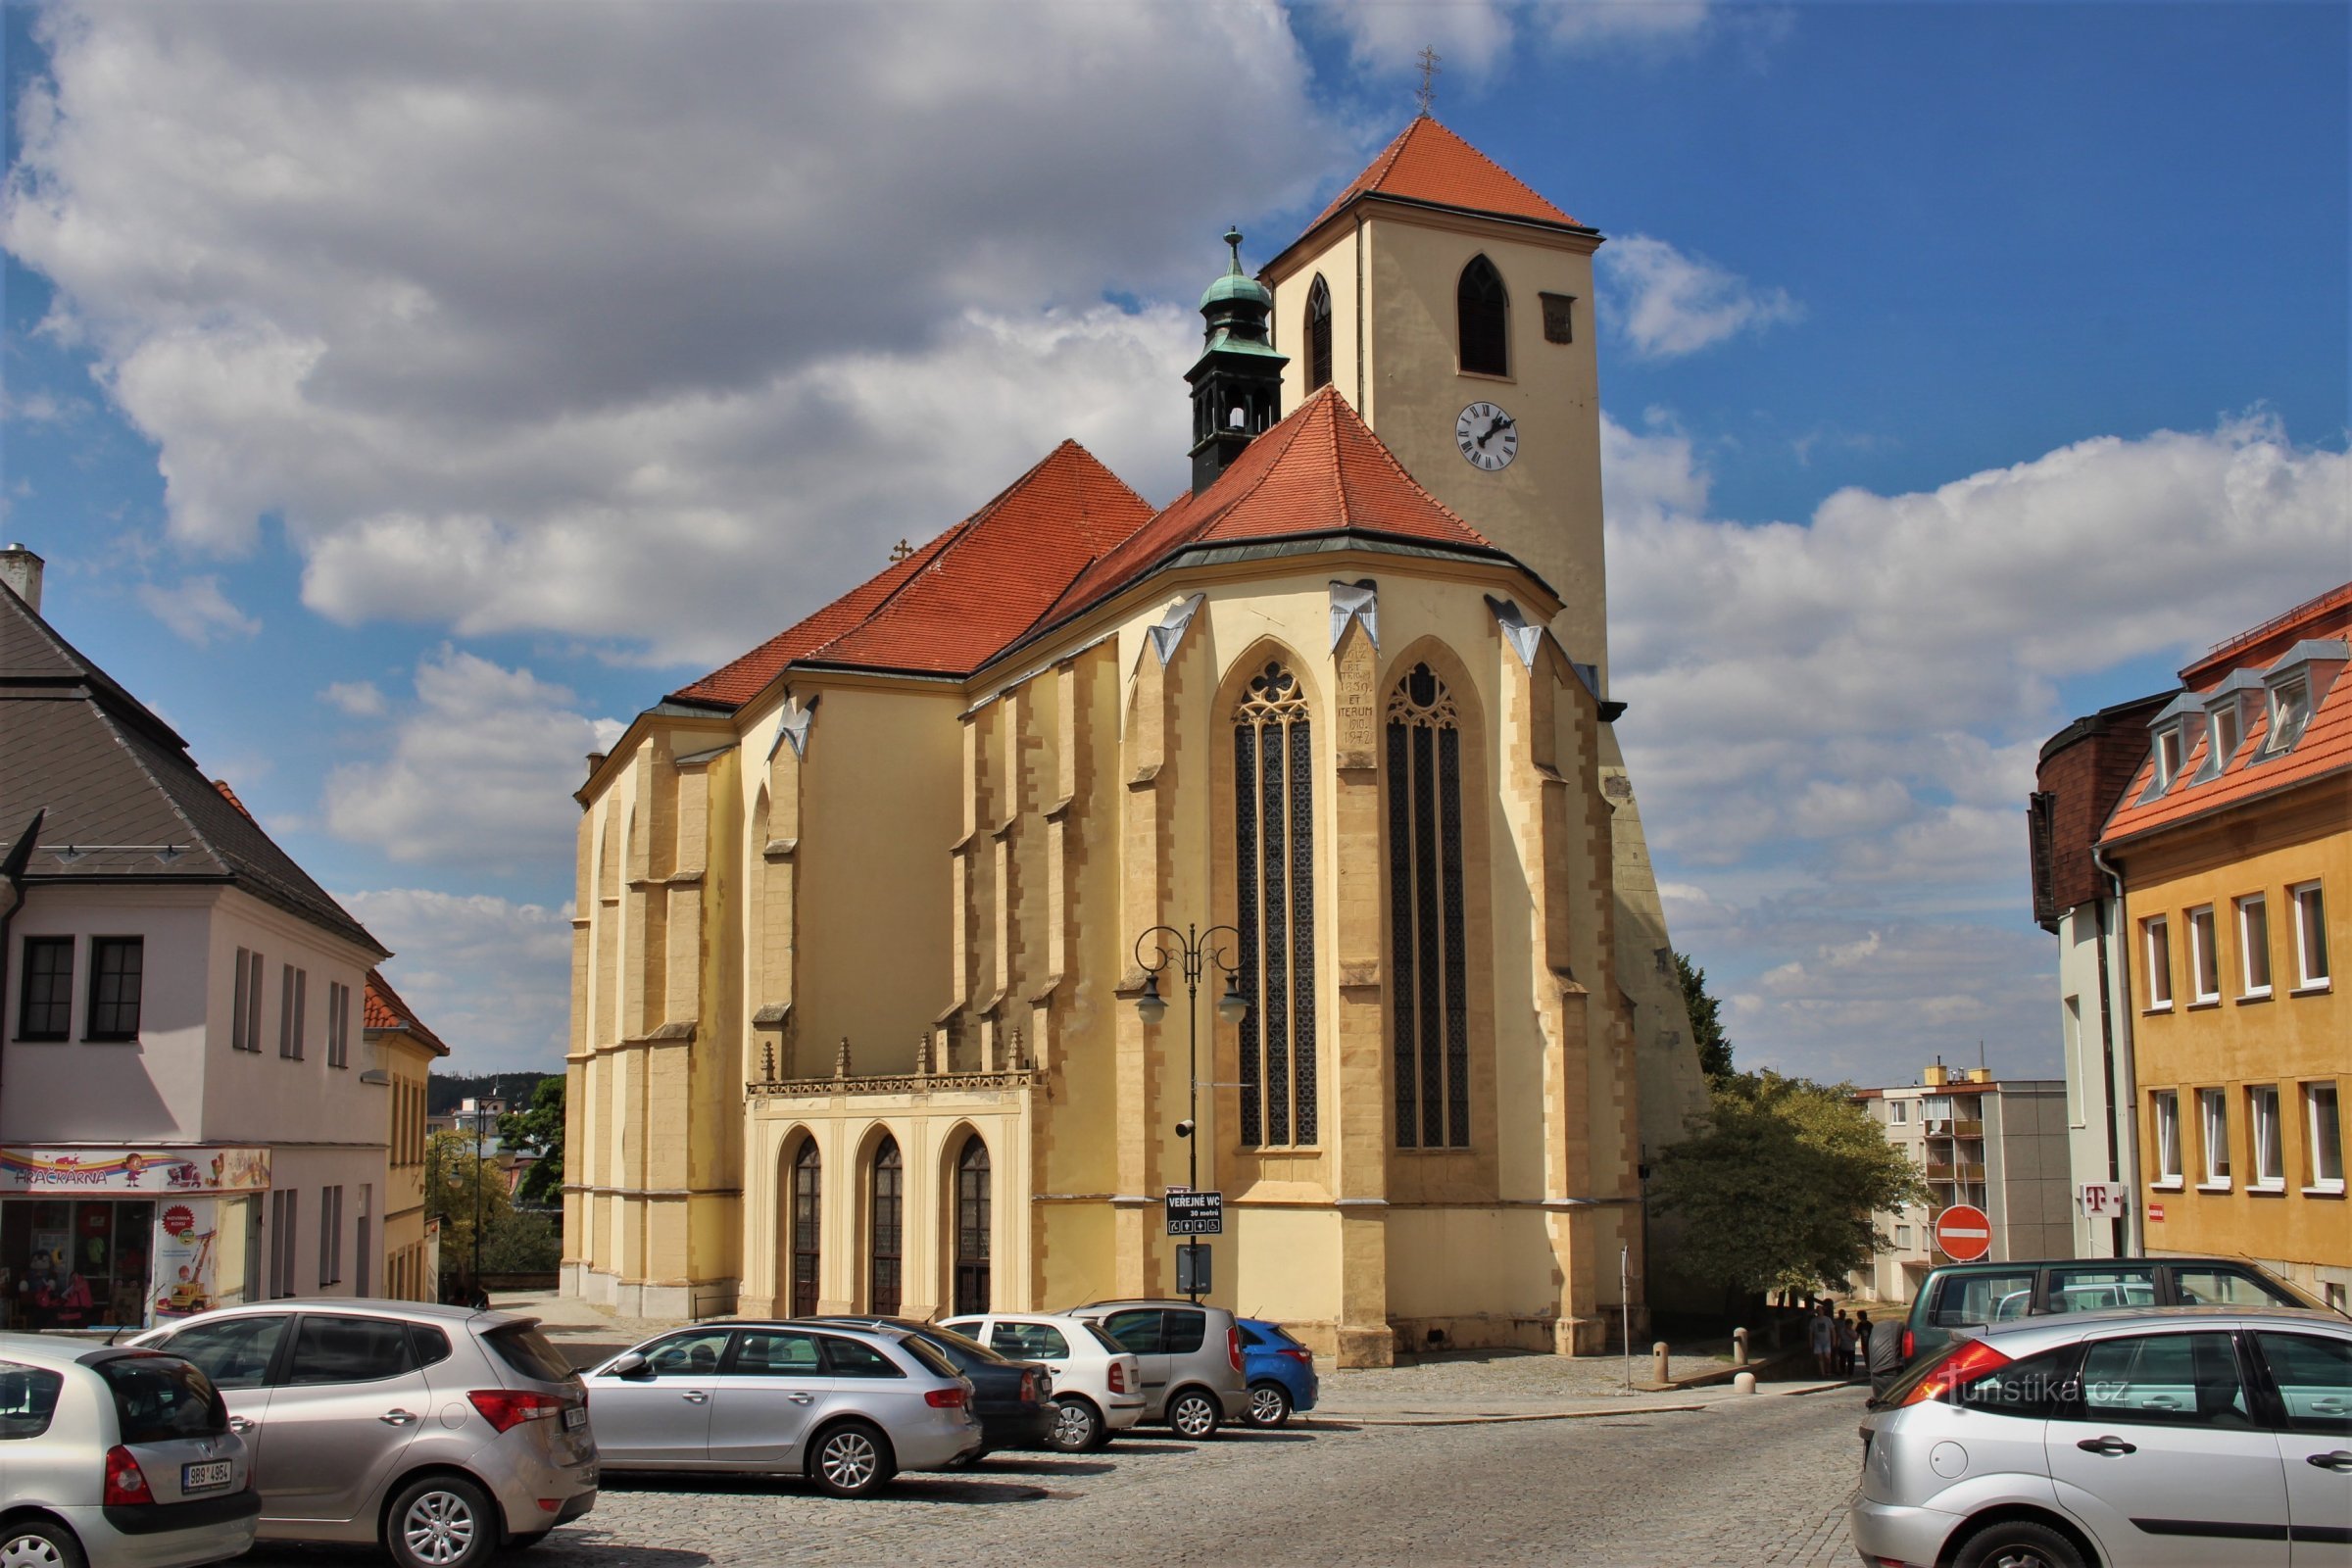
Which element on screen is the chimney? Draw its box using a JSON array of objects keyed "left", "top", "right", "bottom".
[{"left": 0, "top": 543, "right": 43, "bottom": 613}]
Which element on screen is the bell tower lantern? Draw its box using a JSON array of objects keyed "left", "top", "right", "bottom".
[{"left": 1186, "top": 228, "right": 1289, "bottom": 494}]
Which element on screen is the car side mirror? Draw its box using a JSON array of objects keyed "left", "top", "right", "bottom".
[{"left": 609, "top": 1352, "right": 651, "bottom": 1380}]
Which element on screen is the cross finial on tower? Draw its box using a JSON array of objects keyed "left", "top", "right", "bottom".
[
  {"left": 889, "top": 538, "right": 912, "bottom": 563},
  {"left": 1224, "top": 226, "right": 1245, "bottom": 274},
  {"left": 1414, "top": 46, "right": 1441, "bottom": 117}
]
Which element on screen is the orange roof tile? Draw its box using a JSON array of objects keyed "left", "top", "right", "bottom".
[
  {"left": 365, "top": 968, "right": 452, "bottom": 1057},
  {"left": 1308, "top": 117, "right": 1581, "bottom": 234},
  {"left": 2102, "top": 583, "right": 2352, "bottom": 846},
  {"left": 212, "top": 778, "right": 254, "bottom": 820},
  {"left": 670, "top": 440, "right": 1153, "bottom": 703},
  {"left": 1027, "top": 386, "right": 1499, "bottom": 642}
]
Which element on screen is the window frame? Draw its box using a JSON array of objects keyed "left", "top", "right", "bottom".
[
  {"left": 1386, "top": 661, "right": 1472, "bottom": 1151},
  {"left": 2246, "top": 1085, "right": 2284, "bottom": 1191},
  {"left": 278, "top": 964, "right": 307, "bottom": 1059},
  {"left": 2196, "top": 1087, "right": 2231, "bottom": 1189},
  {"left": 326, "top": 980, "right": 351, "bottom": 1068},
  {"left": 230, "top": 948, "right": 263, "bottom": 1052},
  {"left": 2290, "top": 881, "right": 2330, "bottom": 991},
  {"left": 2150, "top": 1089, "right": 2182, "bottom": 1186},
  {"left": 2263, "top": 672, "right": 2312, "bottom": 755},
  {"left": 1303, "top": 274, "right": 1333, "bottom": 392},
  {"left": 2304, "top": 1081, "right": 2343, "bottom": 1193},
  {"left": 1455, "top": 254, "right": 1509, "bottom": 378},
  {"left": 16, "top": 935, "right": 73, "bottom": 1041},
  {"left": 2142, "top": 915, "right": 2173, "bottom": 1009},
  {"left": 2186, "top": 906, "right": 2219, "bottom": 1004},
  {"left": 1232, "top": 658, "right": 1318, "bottom": 1151},
  {"left": 84, "top": 936, "right": 143, "bottom": 1041},
  {"left": 2233, "top": 894, "right": 2271, "bottom": 998}
]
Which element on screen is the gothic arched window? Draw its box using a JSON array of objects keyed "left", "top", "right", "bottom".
[
  {"left": 953, "top": 1137, "right": 991, "bottom": 1316},
  {"left": 868, "top": 1135, "right": 903, "bottom": 1314},
  {"left": 789, "top": 1138, "right": 821, "bottom": 1316},
  {"left": 1457, "top": 256, "right": 1508, "bottom": 378},
  {"left": 1387, "top": 663, "right": 1469, "bottom": 1148},
  {"left": 1235, "top": 661, "right": 1318, "bottom": 1147},
  {"left": 1305, "top": 275, "right": 1333, "bottom": 392}
]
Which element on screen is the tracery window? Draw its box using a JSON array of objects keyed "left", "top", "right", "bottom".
[
  {"left": 868, "top": 1135, "right": 903, "bottom": 1314},
  {"left": 1305, "top": 275, "right": 1334, "bottom": 391},
  {"left": 789, "top": 1139, "right": 821, "bottom": 1317},
  {"left": 953, "top": 1137, "right": 991, "bottom": 1316},
  {"left": 1235, "top": 661, "right": 1318, "bottom": 1147},
  {"left": 1387, "top": 662, "right": 1469, "bottom": 1148},
  {"left": 1457, "top": 255, "right": 1508, "bottom": 378}
]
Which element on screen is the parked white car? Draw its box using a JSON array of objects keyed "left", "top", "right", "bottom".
[
  {"left": 940, "top": 1314, "right": 1146, "bottom": 1451},
  {"left": 0, "top": 1332, "right": 260, "bottom": 1568}
]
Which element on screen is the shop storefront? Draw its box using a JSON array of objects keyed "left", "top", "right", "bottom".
[{"left": 0, "top": 1147, "right": 270, "bottom": 1330}]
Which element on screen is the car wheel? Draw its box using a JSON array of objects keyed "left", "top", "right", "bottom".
[
  {"left": 1048, "top": 1396, "right": 1103, "bottom": 1452},
  {"left": 384, "top": 1474, "right": 499, "bottom": 1568},
  {"left": 1952, "top": 1520, "right": 2088, "bottom": 1568},
  {"left": 1247, "top": 1381, "right": 1294, "bottom": 1428},
  {"left": 808, "top": 1419, "right": 896, "bottom": 1498},
  {"left": 1166, "top": 1387, "right": 1222, "bottom": 1440},
  {"left": 0, "top": 1520, "right": 87, "bottom": 1568}
]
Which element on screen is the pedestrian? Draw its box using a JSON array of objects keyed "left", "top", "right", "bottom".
[
  {"left": 1855, "top": 1310, "right": 1874, "bottom": 1374},
  {"left": 1810, "top": 1303, "right": 1836, "bottom": 1377},
  {"left": 1834, "top": 1309, "right": 1856, "bottom": 1377}
]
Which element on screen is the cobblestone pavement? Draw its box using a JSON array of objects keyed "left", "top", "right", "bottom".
[{"left": 239, "top": 1385, "right": 1866, "bottom": 1568}]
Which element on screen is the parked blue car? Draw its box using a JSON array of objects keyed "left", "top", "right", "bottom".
[{"left": 1236, "top": 1317, "right": 1319, "bottom": 1428}]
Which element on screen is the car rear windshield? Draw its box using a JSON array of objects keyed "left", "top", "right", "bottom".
[
  {"left": 484, "top": 1323, "right": 578, "bottom": 1385},
  {"left": 1083, "top": 1323, "right": 1131, "bottom": 1356},
  {"left": 918, "top": 1325, "right": 1012, "bottom": 1365},
  {"left": 0, "top": 1362, "right": 64, "bottom": 1440},
  {"left": 95, "top": 1354, "right": 226, "bottom": 1444},
  {"left": 896, "top": 1335, "right": 961, "bottom": 1380}
]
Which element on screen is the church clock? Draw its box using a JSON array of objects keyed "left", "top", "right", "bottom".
[{"left": 1455, "top": 402, "right": 1517, "bottom": 470}]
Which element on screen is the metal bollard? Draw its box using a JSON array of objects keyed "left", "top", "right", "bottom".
[
  {"left": 1652, "top": 1341, "right": 1670, "bottom": 1385},
  {"left": 1734, "top": 1371, "right": 1757, "bottom": 1396},
  {"left": 1732, "top": 1327, "right": 1749, "bottom": 1365}
]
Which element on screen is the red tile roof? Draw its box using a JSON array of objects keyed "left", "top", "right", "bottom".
[
  {"left": 1032, "top": 386, "right": 1496, "bottom": 638},
  {"left": 1308, "top": 116, "right": 1581, "bottom": 233},
  {"left": 2102, "top": 582, "right": 2352, "bottom": 846},
  {"left": 670, "top": 440, "right": 1152, "bottom": 704},
  {"left": 365, "top": 968, "right": 452, "bottom": 1057},
  {"left": 212, "top": 779, "right": 254, "bottom": 820}
]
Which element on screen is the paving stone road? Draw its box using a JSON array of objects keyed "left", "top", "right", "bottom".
[{"left": 240, "top": 1385, "right": 1866, "bottom": 1568}]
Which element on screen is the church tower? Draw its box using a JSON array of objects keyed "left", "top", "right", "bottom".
[
  {"left": 1187, "top": 228, "right": 1290, "bottom": 494},
  {"left": 1261, "top": 118, "right": 1713, "bottom": 1188}
]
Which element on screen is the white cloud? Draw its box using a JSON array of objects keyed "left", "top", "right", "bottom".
[
  {"left": 4, "top": 2, "right": 1341, "bottom": 666},
  {"left": 323, "top": 647, "right": 621, "bottom": 872},
  {"left": 134, "top": 572, "right": 259, "bottom": 645},
  {"left": 1313, "top": 0, "right": 1710, "bottom": 77},
  {"left": 339, "top": 889, "right": 571, "bottom": 1074},
  {"left": 1598, "top": 233, "right": 1802, "bottom": 359},
  {"left": 320, "top": 680, "right": 386, "bottom": 716}
]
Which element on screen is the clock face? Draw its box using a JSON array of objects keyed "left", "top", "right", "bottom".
[{"left": 1455, "top": 402, "right": 1518, "bottom": 470}]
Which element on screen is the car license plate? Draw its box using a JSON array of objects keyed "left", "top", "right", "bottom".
[
  {"left": 564, "top": 1405, "right": 588, "bottom": 1430},
  {"left": 182, "top": 1460, "right": 233, "bottom": 1493}
]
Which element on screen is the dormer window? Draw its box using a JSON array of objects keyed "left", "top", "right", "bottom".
[
  {"left": 2141, "top": 691, "right": 2208, "bottom": 800},
  {"left": 2154, "top": 725, "right": 2184, "bottom": 791},
  {"left": 2255, "top": 637, "right": 2345, "bottom": 760},
  {"left": 2266, "top": 674, "right": 2311, "bottom": 753}
]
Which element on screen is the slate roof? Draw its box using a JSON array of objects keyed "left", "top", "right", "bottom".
[
  {"left": 2101, "top": 581, "right": 2352, "bottom": 846},
  {"left": 1306, "top": 116, "right": 1583, "bottom": 233},
  {"left": 0, "top": 581, "right": 386, "bottom": 956},
  {"left": 365, "top": 968, "right": 452, "bottom": 1057}
]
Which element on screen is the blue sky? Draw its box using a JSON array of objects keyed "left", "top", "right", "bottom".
[{"left": 4, "top": 1, "right": 2345, "bottom": 1081}]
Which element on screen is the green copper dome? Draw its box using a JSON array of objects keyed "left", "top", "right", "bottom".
[{"left": 1199, "top": 226, "right": 1273, "bottom": 312}]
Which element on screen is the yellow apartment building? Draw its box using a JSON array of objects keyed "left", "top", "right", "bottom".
[
  {"left": 2105, "top": 582, "right": 2350, "bottom": 1311},
  {"left": 367, "top": 970, "right": 450, "bottom": 1301}
]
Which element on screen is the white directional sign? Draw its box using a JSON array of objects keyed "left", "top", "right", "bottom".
[{"left": 1165, "top": 1189, "right": 1224, "bottom": 1236}]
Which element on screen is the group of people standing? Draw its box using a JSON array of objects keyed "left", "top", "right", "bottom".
[{"left": 1809, "top": 1300, "right": 1873, "bottom": 1380}]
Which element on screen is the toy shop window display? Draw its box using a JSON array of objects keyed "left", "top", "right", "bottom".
[{"left": 0, "top": 1198, "right": 154, "bottom": 1331}]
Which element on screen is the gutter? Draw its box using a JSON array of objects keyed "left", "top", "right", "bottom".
[
  {"left": 0, "top": 808, "right": 46, "bottom": 1132},
  {"left": 2090, "top": 839, "right": 2140, "bottom": 1256}
]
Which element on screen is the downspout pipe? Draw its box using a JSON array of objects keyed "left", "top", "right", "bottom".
[
  {"left": 2091, "top": 839, "right": 2140, "bottom": 1256},
  {"left": 0, "top": 808, "right": 47, "bottom": 1132}
]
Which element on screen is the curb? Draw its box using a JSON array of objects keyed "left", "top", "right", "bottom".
[{"left": 1307, "top": 1379, "right": 1858, "bottom": 1427}]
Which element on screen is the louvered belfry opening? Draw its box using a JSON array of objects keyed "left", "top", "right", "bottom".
[
  {"left": 1387, "top": 663, "right": 1470, "bottom": 1148},
  {"left": 1234, "top": 661, "right": 1319, "bottom": 1149}
]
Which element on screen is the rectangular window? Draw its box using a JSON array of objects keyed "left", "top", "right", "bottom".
[
  {"left": 2248, "top": 1085, "right": 2283, "bottom": 1189},
  {"left": 86, "top": 937, "right": 143, "bottom": 1040},
  {"left": 2209, "top": 702, "right": 2241, "bottom": 769},
  {"left": 2198, "top": 1089, "right": 2231, "bottom": 1186},
  {"left": 2266, "top": 674, "right": 2311, "bottom": 753},
  {"left": 16, "top": 936, "right": 72, "bottom": 1041},
  {"left": 326, "top": 981, "right": 351, "bottom": 1068},
  {"left": 2153, "top": 726, "right": 2183, "bottom": 790},
  {"left": 2292, "top": 882, "right": 2330, "bottom": 989},
  {"left": 1890, "top": 1101, "right": 1908, "bottom": 1124},
  {"left": 2307, "top": 1083, "right": 2344, "bottom": 1192},
  {"left": 269, "top": 1189, "right": 300, "bottom": 1298},
  {"left": 317, "top": 1186, "right": 343, "bottom": 1287},
  {"left": 2235, "top": 895, "right": 2271, "bottom": 996},
  {"left": 278, "top": 965, "right": 307, "bottom": 1059},
  {"left": 2151, "top": 1090, "right": 2181, "bottom": 1183},
  {"left": 2143, "top": 916, "right": 2173, "bottom": 1008},
  {"left": 2187, "top": 906, "right": 2219, "bottom": 1003},
  {"left": 1894, "top": 1224, "right": 1912, "bottom": 1248},
  {"left": 2063, "top": 996, "right": 2084, "bottom": 1128},
  {"left": 231, "top": 948, "right": 253, "bottom": 1051}
]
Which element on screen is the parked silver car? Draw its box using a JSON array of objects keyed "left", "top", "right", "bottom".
[
  {"left": 1057, "top": 1301, "right": 1250, "bottom": 1439},
  {"left": 0, "top": 1332, "right": 259, "bottom": 1568},
  {"left": 1853, "top": 1304, "right": 2352, "bottom": 1568},
  {"left": 580, "top": 1320, "right": 982, "bottom": 1497},
  {"left": 134, "top": 1300, "right": 595, "bottom": 1568}
]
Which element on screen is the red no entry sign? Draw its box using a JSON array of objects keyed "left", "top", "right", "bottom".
[{"left": 1934, "top": 1203, "right": 1992, "bottom": 1262}]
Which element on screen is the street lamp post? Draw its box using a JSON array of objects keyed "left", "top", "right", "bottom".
[{"left": 1132, "top": 923, "right": 1249, "bottom": 1298}]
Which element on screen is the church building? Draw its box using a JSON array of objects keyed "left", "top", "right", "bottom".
[{"left": 563, "top": 120, "right": 1707, "bottom": 1365}]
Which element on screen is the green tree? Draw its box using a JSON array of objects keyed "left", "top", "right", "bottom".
[
  {"left": 498, "top": 1076, "right": 565, "bottom": 1207},
  {"left": 1675, "top": 951, "right": 1736, "bottom": 1084},
  {"left": 1649, "top": 1070, "right": 1928, "bottom": 1298},
  {"left": 425, "top": 1129, "right": 514, "bottom": 1287},
  {"left": 480, "top": 1208, "right": 562, "bottom": 1274}
]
